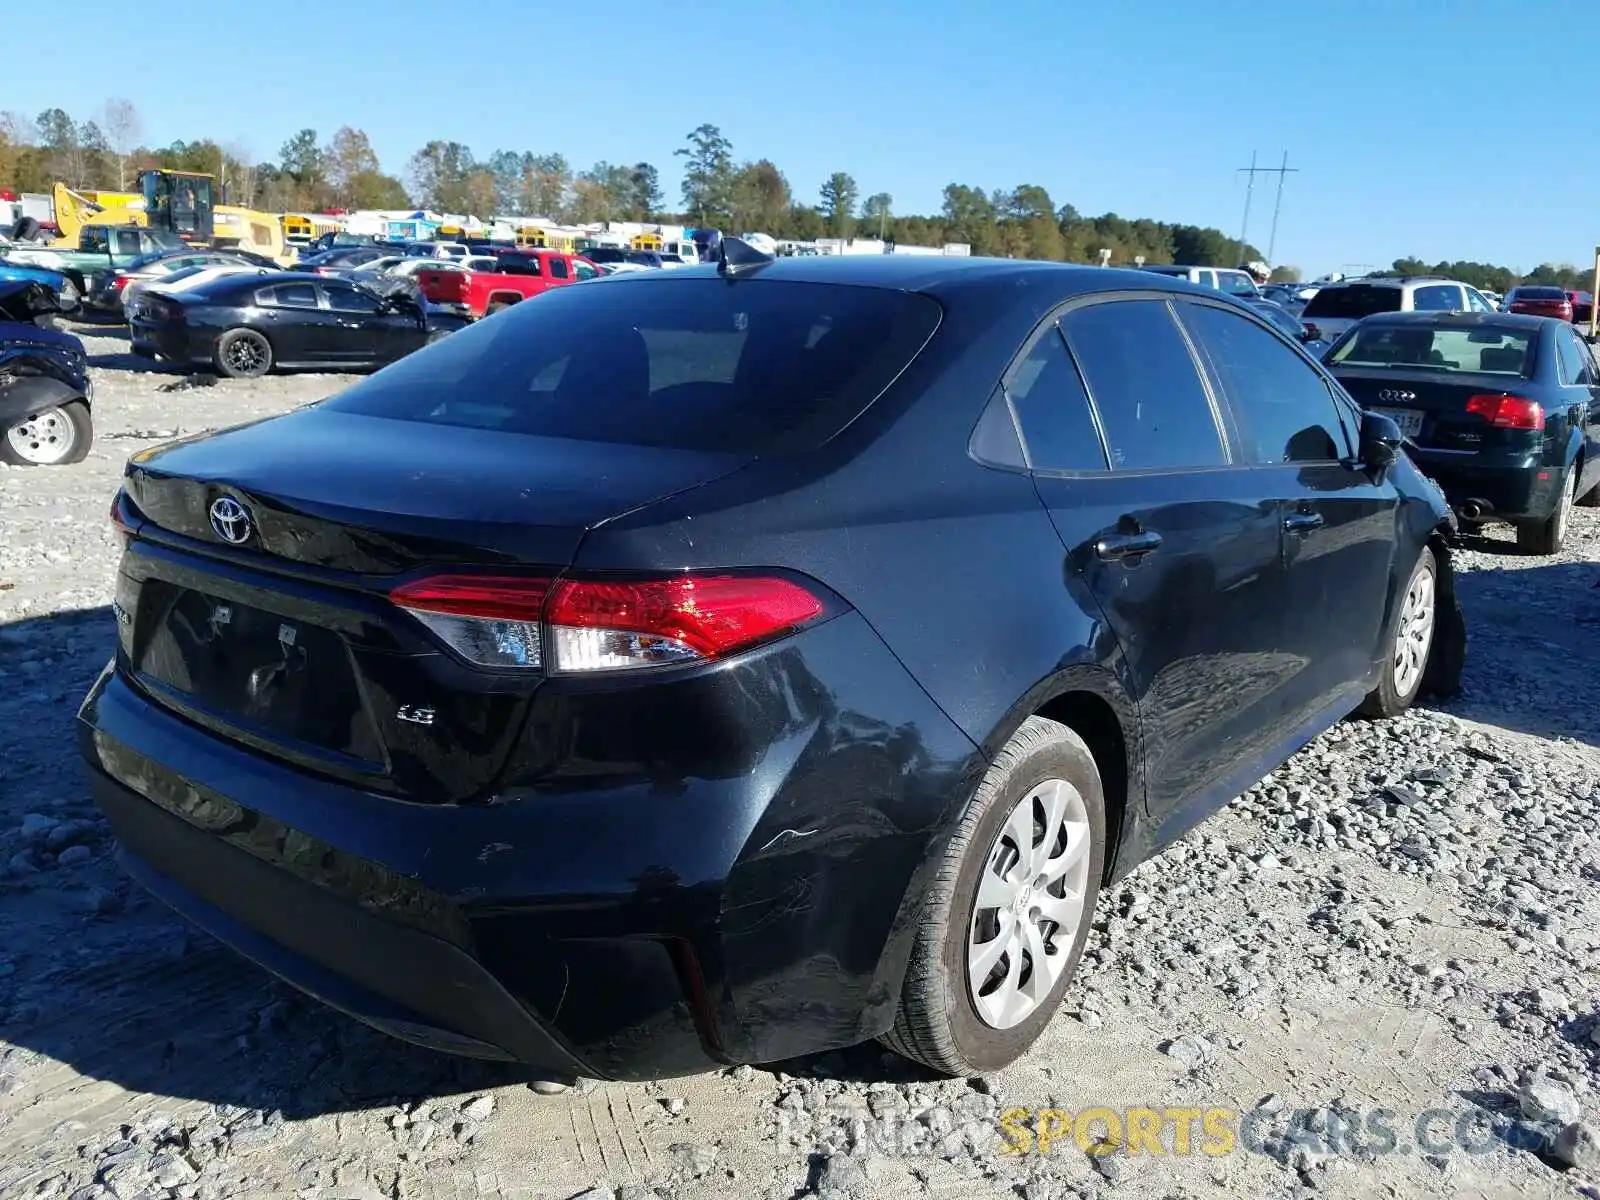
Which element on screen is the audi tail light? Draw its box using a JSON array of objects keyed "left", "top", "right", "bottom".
[
  {"left": 390, "top": 573, "right": 831, "bottom": 673},
  {"left": 1465, "top": 394, "right": 1544, "bottom": 430}
]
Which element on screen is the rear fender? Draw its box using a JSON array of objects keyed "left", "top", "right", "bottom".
[{"left": 0, "top": 373, "right": 84, "bottom": 427}]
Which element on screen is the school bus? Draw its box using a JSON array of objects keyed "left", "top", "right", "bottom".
[
  {"left": 630, "top": 232, "right": 663, "bottom": 252},
  {"left": 282, "top": 213, "right": 341, "bottom": 248}
]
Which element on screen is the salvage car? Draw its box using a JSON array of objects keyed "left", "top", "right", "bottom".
[
  {"left": 128, "top": 272, "right": 468, "bottom": 377},
  {"left": 88, "top": 248, "right": 281, "bottom": 315},
  {"left": 0, "top": 257, "right": 82, "bottom": 311},
  {"left": 0, "top": 281, "right": 93, "bottom": 465},
  {"left": 1324, "top": 311, "right": 1600, "bottom": 553},
  {"left": 81, "top": 250, "right": 1465, "bottom": 1084}
]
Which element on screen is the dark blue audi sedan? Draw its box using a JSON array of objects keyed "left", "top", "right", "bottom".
[
  {"left": 1323, "top": 311, "right": 1600, "bottom": 554},
  {"left": 80, "top": 247, "right": 1465, "bottom": 1084}
]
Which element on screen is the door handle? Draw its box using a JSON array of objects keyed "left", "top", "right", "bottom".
[
  {"left": 1284, "top": 511, "right": 1325, "bottom": 535},
  {"left": 1094, "top": 530, "right": 1163, "bottom": 560}
]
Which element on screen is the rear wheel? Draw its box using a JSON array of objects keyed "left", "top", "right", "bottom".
[
  {"left": 1359, "top": 547, "right": 1436, "bottom": 718},
  {"left": 485, "top": 301, "right": 511, "bottom": 316},
  {"left": 1, "top": 401, "right": 92, "bottom": 466},
  {"left": 883, "top": 716, "right": 1105, "bottom": 1076},
  {"left": 1577, "top": 466, "right": 1600, "bottom": 508},
  {"left": 214, "top": 328, "right": 272, "bottom": 379},
  {"left": 1516, "top": 468, "right": 1576, "bottom": 555}
]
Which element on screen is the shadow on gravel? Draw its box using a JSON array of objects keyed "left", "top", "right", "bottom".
[
  {"left": 88, "top": 352, "right": 173, "bottom": 373},
  {"left": 1438, "top": 557, "right": 1600, "bottom": 747},
  {"left": 0, "top": 608, "right": 529, "bottom": 1121}
]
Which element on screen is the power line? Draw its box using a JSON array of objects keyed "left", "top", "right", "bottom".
[{"left": 1237, "top": 151, "right": 1299, "bottom": 263}]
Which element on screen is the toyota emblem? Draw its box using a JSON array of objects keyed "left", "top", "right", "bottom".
[
  {"left": 208, "top": 496, "right": 254, "bottom": 545},
  {"left": 1377, "top": 389, "right": 1417, "bottom": 403}
]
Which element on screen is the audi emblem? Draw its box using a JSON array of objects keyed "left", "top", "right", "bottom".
[
  {"left": 208, "top": 496, "right": 254, "bottom": 545},
  {"left": 1377, "top": 389, "right": 1416, "bottom": 403}
]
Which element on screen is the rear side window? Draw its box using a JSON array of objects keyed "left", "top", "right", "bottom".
[
  {"left": 1411, "top": 284, "right": 1461, "bottom": 312},
  {"left": 1182, "top": 303, "right": 1346, "bottom": 464},
  {"left": 549, "top": 257, "right": 569, "bottom": 280},
  {"left": 1302, "top": 285, "right": 1403, "bottom": 319},
  {"left": 322, "top": 279, "right": 942, "bottom": 455},
  {"left": 1006, "top": 326, "right": 1106, "bottom": 472},
  {"left": 1060, "top": 299, "right": 1226, "bottom": 470}
]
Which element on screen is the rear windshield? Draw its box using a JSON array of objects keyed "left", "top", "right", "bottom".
[
  {"left": 1303, "top": 285, "right": 1403, "bottom": 319},
  {"left": 1512, "top": 286, "right": 1566, "bottom": 301},
  {"left": 1328, "top": 324, "right": 1535, "bottom": 376},
  {"left": 321, "top": 278, "right": 942, "bottom": 454}
]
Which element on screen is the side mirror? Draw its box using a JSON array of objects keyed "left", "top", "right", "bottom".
[{"left": 1359, "top": 410, "right": 1403, "bottom": 472}]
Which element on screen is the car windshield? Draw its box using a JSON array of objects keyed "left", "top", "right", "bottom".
[
  {"left": 124, "top": 249, "right": 187, "bottom": 272},
  {"left": 321, "top": 278, "right": 943, "bottom": 455},
  {"left": 1328, "top": 324, "right": 1535, "bottom": 376},
  {"left": 1302, "top": 285, "right": 1404, "bottom": 319}
]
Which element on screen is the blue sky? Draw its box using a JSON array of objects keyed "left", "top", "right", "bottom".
[{"left": 3, "top": 0, "right": 1594, "bottom": 274}]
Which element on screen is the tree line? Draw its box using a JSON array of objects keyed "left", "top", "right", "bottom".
[{"left": 2, "top": 104, "right": 1587, "bottom": 283}]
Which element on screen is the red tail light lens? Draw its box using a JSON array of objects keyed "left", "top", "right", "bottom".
[
  {"left": 546, "top": 576, "right": 826, "bottom": 671},
  {"left": 389, "top": 573, "right": 827, "bottom": 673},
  {"left": 1465, "top": 394, "right": 1544, "bottom": 430},
  {"left": 111, "top": 276, "right": 132, "bottom": 292}
]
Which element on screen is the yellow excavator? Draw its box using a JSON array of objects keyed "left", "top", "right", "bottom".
[{"left": 50, "top": 172, "right": 293, "bottom": 264}]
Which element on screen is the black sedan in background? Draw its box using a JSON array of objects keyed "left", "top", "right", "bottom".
[
  {"left": 129, "top": 272, "right": 468, "bottom": 377},
  {"left": 82, "top": 255, "right": 1462, "bottom": 1084},
  {"left": 1324, "top": 311, "right": 1600, "bottom": 553}
]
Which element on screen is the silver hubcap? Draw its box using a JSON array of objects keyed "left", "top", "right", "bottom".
[
  {"left": 227, "top": 336, "right": 266, "bottom": 373},
  {"left": 1392, "top": 565, "right": 1436, "bottom": 697},
  {"left": 968, "top": 778, "right": 1092, "bottom": 1030},
  {"left": 5, "top": 406, "right": 78, "bottom": 464},
  {"left": 1553, "top": 471, "right": 1575, "bottom": 546}
]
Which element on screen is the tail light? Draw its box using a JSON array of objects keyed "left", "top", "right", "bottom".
[
  {"left": 109, "top": 489, "right": 138, "bottom": 539},
  {"left": 111, "top": 276, "right": 132, "bottom": 292},
  {"left": 390, "top": 573, "right": 829, "bottom": 673},
  {"left": 1466, "top": 394, "right": 1544, "bottom": 430},
  {"left": 1302, "top": 322, "right": 1322, "bottom": 341}
]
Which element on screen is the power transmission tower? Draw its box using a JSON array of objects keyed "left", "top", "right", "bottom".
[{"left": 1237, "top": 151, "right": 1299, "bottom": 264}]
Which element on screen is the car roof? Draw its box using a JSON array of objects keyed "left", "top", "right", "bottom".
[
  {"left": 613, "top": 255, "right": 1200, "bottom": 299},
  {"left": 1348, "top": 310, "right": 1548, "bottom": 331}
]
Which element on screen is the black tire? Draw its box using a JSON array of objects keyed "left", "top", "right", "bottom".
[
  {"left": 213, "top": 328, "right": 273, "bottom": 379},
  {"left": 485, "top": 301, "right": 511, "bottom": 316},
  {"left": 426, "top": 328, "right": 453, "bottom": 345},
  {"left": 1359, "top": 547, "right": 1437, "bottom": 718},
  {"left": 883, "top": 716, "right": 1106, "bottom": 1076},
  {"left": 1577, "top": 468, "right": 1599, "bottom": 508},
  {"left": 1515, "top": 467, "right": 1575, "bottom": 555},
  {"left": 1453, "top": 518, "right": 1485, "bottom": 538},
  {"left": 0, "top": 400, "right": 92, "bottom": 466}
]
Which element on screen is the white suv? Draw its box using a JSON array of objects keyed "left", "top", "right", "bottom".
[{"left": 1300, "top": 276, "right": 1498, "bottom": 343}]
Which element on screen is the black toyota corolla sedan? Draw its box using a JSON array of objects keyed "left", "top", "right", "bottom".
[
  {"left": 80, "top": 251, "right": 1465, "bottom": 1083},
  {"left": 128, "top": 272, "right": 468, "bottom": 377},
  {"left": 1323, "top": 311, "right": 1600, "bottom": 554}
]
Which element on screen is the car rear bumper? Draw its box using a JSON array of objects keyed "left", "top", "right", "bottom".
[
  {"left": 129, "top": 321, "right": 202, "bottom": 365},
  {"left": 1408, "top": 449, "right": 1560, "bottom": 521},
  {"left": 77, "top": 609, "right": 978, "bottom": 1079}
]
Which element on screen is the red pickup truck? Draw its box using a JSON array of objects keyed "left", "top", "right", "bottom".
[{"left": 416, "top": 250, "right": 601, "bottom": 319}]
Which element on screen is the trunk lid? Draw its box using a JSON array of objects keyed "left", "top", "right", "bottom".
[
  {"left": 118, "top": 406, "right": 750, "bottom": 801},
  {"left": 1332, "top": 368, "right": 1545, "bottom": 453}
]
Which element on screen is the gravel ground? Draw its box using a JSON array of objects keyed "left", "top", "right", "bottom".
[{"left": 1, "top": 327, "right": 1598, "bottom": 1200}]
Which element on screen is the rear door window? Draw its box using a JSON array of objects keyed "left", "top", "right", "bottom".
[
  {"left": 1006, "top": 326, "right": 1107, "bottom": 472},
  {"left": 549, "top": 257, "right": 569, "bottom": 280},
  {"left": 258, "top": 283, "right": 320, "bottom": 309},
  {"left": 1060, "top": 299, "right": 1227, "bottom": 470},
  {"left": 1181, "top": 302, "right": 1348, "bottom": 463},
  {"left": 1556, "top": 328, "right": 1590, "bottom": 385},
  {"left": 321, "top": 279, "right": 942, "bottom": 455}
]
